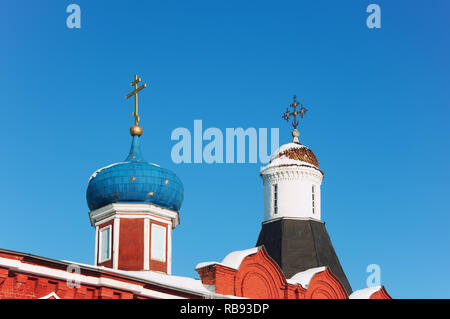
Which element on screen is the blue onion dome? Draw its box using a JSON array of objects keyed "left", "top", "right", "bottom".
[{"left": 86, "top": 136, "right": 184, "bottom": 211}]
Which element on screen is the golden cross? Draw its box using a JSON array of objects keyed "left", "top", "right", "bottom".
[
  {"left": 282, "top": 95, "right": 307, "bottom": 129},
  {"left": 125, "top": 74, "right": 147, "bottom": 126}
]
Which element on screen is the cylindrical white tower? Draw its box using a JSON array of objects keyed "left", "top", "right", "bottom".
[
  {"left": 260, "top": 140, "right": 323, "bottom": 222},
  {"left": 257, "top": 100, "right": 352, "bottom": 293}
]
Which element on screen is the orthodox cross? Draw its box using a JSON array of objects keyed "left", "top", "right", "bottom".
[
  {"left": 282, "top": 95, "right": 307, "bottom": 130},
  {"left": 125, "top": 74, "right": 147, "bottom": 126}
]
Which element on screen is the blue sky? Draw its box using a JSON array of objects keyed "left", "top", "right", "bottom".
[{"left": 0, "top": 1, "right": 449, "bottom": 298}]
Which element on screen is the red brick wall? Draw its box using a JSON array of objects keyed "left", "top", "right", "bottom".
[
  {"left": 119, "top": 218, "right": 145, "bottom": 270},
  {"left": 196, "top": 247, "right": 358, "bottom": 299},
  {"left": 370, "top": 286, "right": 392, "bottom": 299},
  {"left": 0, "top": 251, "right": 201, "bottom": 299}
]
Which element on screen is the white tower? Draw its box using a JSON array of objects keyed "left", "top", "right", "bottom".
[
  {"left": 260, "top": 95, "right": 324, "bottom": 222},
  {"left": 256, "top": 95, "right": 352, "bottom": 294}
]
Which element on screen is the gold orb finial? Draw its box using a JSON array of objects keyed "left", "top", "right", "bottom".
[{"left": 130, "top": 125, "right": 143, "bottom": 136}]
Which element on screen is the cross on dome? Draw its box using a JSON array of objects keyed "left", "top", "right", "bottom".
[{"left": 125, "top": 74, "right": 148, "bottom": 136}]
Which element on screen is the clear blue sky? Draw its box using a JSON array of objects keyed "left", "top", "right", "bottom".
[{"left": 0, "top": 1, "right": 449, "bottom": 298}]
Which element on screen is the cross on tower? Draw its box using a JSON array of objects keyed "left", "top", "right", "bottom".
[
  {"left": 281, "top": 95, "right": 308, "bottom": 143},
  {"left": 126, "top": 74, "right": 147, "bottom": 126},
  {"left": 282, "top": 95, "right": 307, "bottom": 130}
]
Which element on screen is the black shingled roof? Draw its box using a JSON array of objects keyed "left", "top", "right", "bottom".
[{"left": 256, "top": 218, "right": 352, "bottom": 294}]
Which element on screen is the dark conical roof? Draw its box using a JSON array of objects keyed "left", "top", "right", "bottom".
[{"left": 256, "top": 218, "right": 352, "bottom": 294}]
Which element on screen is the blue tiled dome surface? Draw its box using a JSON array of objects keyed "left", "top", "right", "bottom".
[{"left": 86, "top": 136, "right": 184, "bottom": 211}]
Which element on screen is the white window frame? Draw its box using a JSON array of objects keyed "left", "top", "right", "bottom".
[
  {"left": 98, "top": 225, "right": 112, "bottom": 264},
  {"left": 151, "top": 224, "right": 167, "bottom": 262}
]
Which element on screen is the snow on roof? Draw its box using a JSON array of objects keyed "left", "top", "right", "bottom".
[
  {"left": 221, "top": 247, "right": 260, "bottom": 269},
  {"left": 270, "top": 143, "right": 308, "bottom": 161},
  {"left": 261, "top": 142, "right": 316, "bottom": 173},
  {"left": 287, "top": 266, "right": 326, "bottom": 288},
  {"left": 88, "top": 162, "right": 161, "bottom": 182},
  {"left": 88, "top": 162, "right": 126, "bottom": 182},
  {"left": 195, "top": 247, "right": 260, "bottom": 271},
  {"left": 349, "top": 286, "right": 382, "bottom": 299},
  {"left": 262, "top": 157, "right": 316, "bottom": 171},
  {"left": 2, "top": 249, "right": 238, "bottom": 298},
  {"left": 125, "top": 271, "right": 212, "bottom": 295},
  {"left": 60, "top": 260, "right": 229, "bottom": 297}
]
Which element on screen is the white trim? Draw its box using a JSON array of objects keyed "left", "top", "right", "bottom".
[
  {"left": 144, "top": 219, "right": 150, "bottom": 270},
  {"left": 167, "top": 226, "right": 172, "bottom": 275},
  {"left": 261, "top": 160, "right": 323, "bottom": 177},
  {"left": 89, "top": 203, "right": 179, "bottom": 228},
  {"left": 98, "top": 225, "right": 112, "bottom": 264},
  {"left": 39, "top": 292, "right": 61, "bottom": 299},
  {"left": 94, "top": 225, "right": 99, "bottom": 266},
  {"left": 0, "top": 257, "right": 180, "bottom": 299},
  {"left": 94, "top": 214, "right": 172, "bottom": 228},
  {"left": 113, "top": 219, "right": 120, "bottom": 270},
  {"left": 0, "top": 256, "right": 237, "bottom": 299},
  {"left": 261, "top": 216, "right": 324, "bottom": 225}
]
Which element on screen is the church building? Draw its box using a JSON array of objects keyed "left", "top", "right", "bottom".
[{"left": 0, "top": 76, "right": 391, "bottom": 299}]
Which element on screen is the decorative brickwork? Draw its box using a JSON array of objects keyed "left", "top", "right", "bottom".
[
  {"left": 196, "top": 247, "right": 390, "bottom": 299},
  {"left": 0, "top": 250, "right": 202, "bottom": 299},
  {"left": 0, "top": 248, "right": 391, "bottom": 299}
]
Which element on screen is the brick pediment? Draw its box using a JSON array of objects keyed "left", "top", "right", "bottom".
[{"left": 196, "top": 246, "right": 385, "bottom": 299}]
